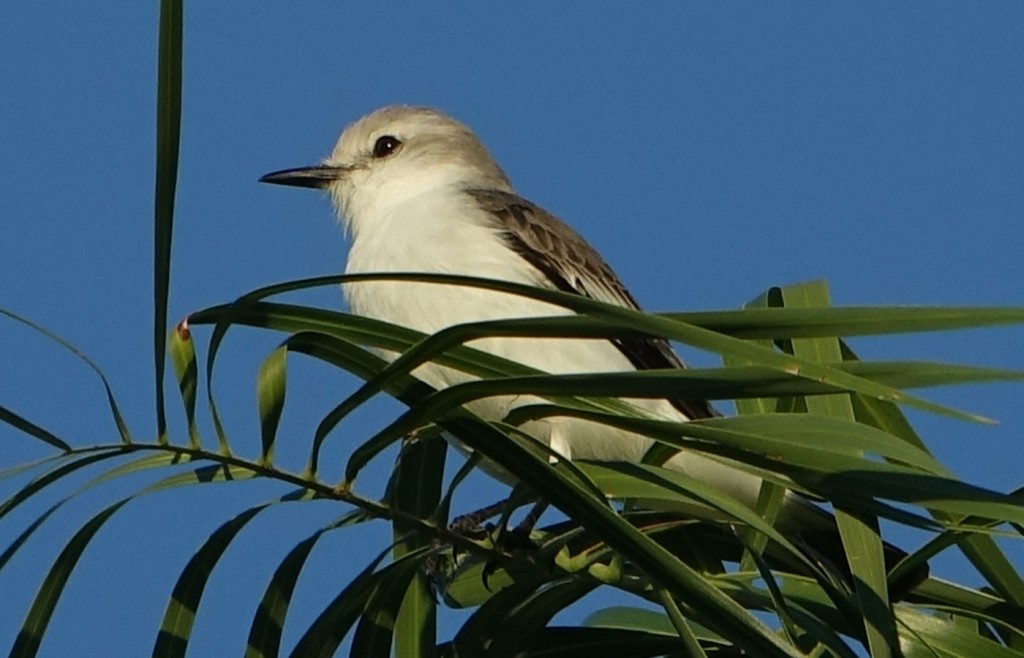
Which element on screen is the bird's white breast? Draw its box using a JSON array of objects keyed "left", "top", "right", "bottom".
[
  {"left": 339, "top": 187, "right": 791, "bottom": 516},
  {"left": 341, "top": 189, "right": 675, "bottom": 465}
]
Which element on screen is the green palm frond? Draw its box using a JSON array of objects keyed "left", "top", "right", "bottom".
[{"left": 2, "top": 2, "right": 1023, "bottom": 657}]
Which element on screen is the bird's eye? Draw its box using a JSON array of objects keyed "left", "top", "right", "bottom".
[{"left": 372, "top": 135, "right": 402, "bottom": 158}]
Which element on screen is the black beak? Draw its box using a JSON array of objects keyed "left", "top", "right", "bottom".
[{"left": 259, "top": 164, "right": 347, "bottom": 189}]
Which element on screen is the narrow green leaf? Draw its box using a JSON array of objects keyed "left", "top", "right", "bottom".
[
  {"left": 1, "top": 308, "right": 131, "bottom": 443},
  {"left": 202, "top": 308, "right": 240, "bottom": 456},
  {"left": 740, "top": 481, "right": 786, "bottom": 573},
  {"left": 0, "top": 405, "right": 71, "bottom": 452},
  {"left": 86, "top": 452, "right": 189, "bottom": 491},
  {"left": 780, "top": 280, "right": 897, "bottom": 658},
  {"left": 840, "top": 361, "right": 1024, "bottom": 389},
  {"left": 0, "top": 449, "right": 127, "bottom": 526},
  {"left": 671, "top": 305, "right": 1024, "bottom": 339},
  {"left": 907, "top": 579, "right": 1024, "bottom": 640},
  {"left": 351, "top": 551, "right": 431, "bottom": 658},
  {"left": 140, "top": 462, "right": 261, "bottom": 494},
  {"left": 834, "top": 511, "right": 898, "bottom": 657},
  {"left": 0, "top": 454, "right": 66, "bottom": 487},
  {"left": 245, "top": 511, "right": 370, "bottom": 658},
  {"left": 729, "top": 542, "right": 802, "bottom": 650},
  {"left": 728, "top": 288, "right": 783, "bottom": 415},
  {"left": 257, "top": 345, "right": 288, "bottom": 465},
  {"left": 0, "top": 453, "right": 186, "bottom": 575},
  {"left": 390, "top": 436, "right": 445, "bottom": 658},
  {"left": 782, "top": 282, "right": 855, "bottom": 417},
  {"left": 583, "top": 606, "right": 676, "bottom": 635},
  {"left": 153, "top": 504, "right": 271, "bottom": 658},
  {"left": 191, "top": 302, "right": 431, "bottom": 363},
  {"left": 958, "top": 535, "right": 1024, "bottom": 615},
  {"left": 656, "top": 588, "right": 709, "bottom": 658},
  {"left": 0, "top": 506, "right": 62, "bottom": 575},
  {"left": 484, "top": 580, "right": 598, "bottom": 658},
  {"left": 898, "top": 608, "right": 1024, "bottom": 658},
  {"left": 288, "top": 547, "right": 431, "bottom": 658},
  {"left": 153, "top": 0, "right": 183, "bottom": 443},
  {"left": 730, "top": 289, "right": 790, "bottom": 569},
  {"left": 843, "top": 343, "right": 931, "bottom": 453},
  {"left": 168, "top": 320, "right": 200, "bottom": 448},
  {"left": 432, "top": 451, "right": 481, "bottom": 526},
  {"left": 10, "top": 500, "right": 129, "bottom": 658}
]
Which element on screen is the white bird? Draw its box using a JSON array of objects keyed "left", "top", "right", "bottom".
[{"left": 260, "top": 105, "right": 922, "bottom": 586}]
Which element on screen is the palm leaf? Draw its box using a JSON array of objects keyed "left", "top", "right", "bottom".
[{"left": 3, "top": 4, "right": 1024, "bottom": 655}]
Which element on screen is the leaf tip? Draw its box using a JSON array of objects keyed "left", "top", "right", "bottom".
[{"left": 175, "top": 316, "right": 191, "bottom": 341}]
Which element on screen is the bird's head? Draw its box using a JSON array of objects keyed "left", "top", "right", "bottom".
[{"left": 260, "top": 105, "right": 512, "bottom": 234}]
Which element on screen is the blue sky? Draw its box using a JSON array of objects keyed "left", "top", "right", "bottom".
[{"left": 1, "top": 3, "right": 1022, "bottom": 655}]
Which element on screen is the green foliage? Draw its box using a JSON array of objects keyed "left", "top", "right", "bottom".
[{"left": 2, "top": 2, "right": 1024, "bottom": 656}]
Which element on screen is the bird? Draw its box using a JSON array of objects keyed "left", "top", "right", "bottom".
[{"left": 259, "top": 104, "right": 926, "bottom": 592}]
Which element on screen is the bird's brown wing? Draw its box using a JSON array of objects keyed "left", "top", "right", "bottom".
[
  {"left": 467, "top": 188, "right": 719, "bottom": 420},
  {"left": 466, "top": 192, "right": 935, "bottom": 595}
]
